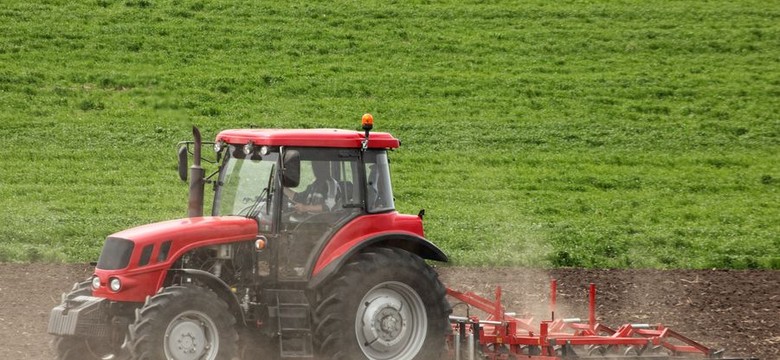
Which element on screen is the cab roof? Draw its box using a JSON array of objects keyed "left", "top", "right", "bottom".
[{"left": 215, "top": 129, "right": 400, "bottom": 149}]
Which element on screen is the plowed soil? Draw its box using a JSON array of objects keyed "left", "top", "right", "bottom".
[{"left": 0, "top": 264, "right": 777, "bottom": 359}]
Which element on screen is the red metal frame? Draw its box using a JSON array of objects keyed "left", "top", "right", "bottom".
[
  {"left": 216, "top": 129, "right": 400, "bottom": 149},
  {"left": 447, "top": 280, "right": 725, "bottom": 359},
  {"left": 311, "top": 212, "right": 425, "bottom": 275}
]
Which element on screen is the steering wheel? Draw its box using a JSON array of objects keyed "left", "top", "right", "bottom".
[{"left": 280, "top": 194, "right": 308, "bottom": 222}]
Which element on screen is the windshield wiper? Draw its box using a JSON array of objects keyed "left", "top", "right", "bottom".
[
  {"left": 252, "top": 164, "right": 275, "bottom": 218},
  {"left": 241, "top": 188, "right": 268, "bottom": 219}
]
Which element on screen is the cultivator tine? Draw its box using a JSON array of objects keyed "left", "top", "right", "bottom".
[
  {"left": 589, "top": 283, "right": 596, "bottom": 330},
  {"left": 453, "top": 322, "right": 461, "bottom": 360},
  {"left": 550, "top": 279, "right": 557, "bottom": 321},
  {"left": 654, "top": 327, "right": 713, "bottom": 357},
  {"left": 466, "top": 331, "right": 475, "bottom": 360},
  {"left": 449, "top": 316, "right": 479, "bottom": 360}
]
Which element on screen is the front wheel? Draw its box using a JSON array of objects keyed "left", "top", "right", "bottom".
[
  {"left": 54, "top": 336, "right": 121, "bottom": 360},
  {"left": 127, "top": 285, "right": 238, "bottom": 360},
  {"left": 53, "top": 280, "right": 125, "bottom": 360},
  {"left": 313, "top": 247, "right": 451, "bottom": 360}
]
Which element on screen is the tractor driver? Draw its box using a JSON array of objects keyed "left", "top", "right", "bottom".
[{"left": 283, "top": 161, "right": 339, "bottom": 214}]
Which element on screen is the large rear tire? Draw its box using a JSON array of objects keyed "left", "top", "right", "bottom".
[
  {"left": 313, "top": 247, "right": 451, "bottom": 360},
  {"left": 127, "top": 285, "right": 238, "bottom": 360}
]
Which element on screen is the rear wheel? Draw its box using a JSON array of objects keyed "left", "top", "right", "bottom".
[
  {"left": 313, "top": 247, "right": 451, "bottom": 360},
  {"left": 128, "top": 285, "right": 238, "bottom": 360}
]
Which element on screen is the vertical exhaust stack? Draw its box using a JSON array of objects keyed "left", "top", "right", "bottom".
[{"left": 188, "top": 126, "right": 205, "bottom": 218}]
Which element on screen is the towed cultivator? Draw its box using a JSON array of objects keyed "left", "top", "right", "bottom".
[{"left": 446, "top": 281, "right": 757, "bottom": 360}]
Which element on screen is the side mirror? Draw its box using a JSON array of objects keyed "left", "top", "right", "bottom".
[
  {"left": 282, "top": 150, "right": 300, "bottom": 188},
  {"left": 177, "top": 145, "right": 188, "bottom": 182}
]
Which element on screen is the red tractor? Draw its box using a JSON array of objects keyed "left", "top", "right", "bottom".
[
  {"left": 49, "top": 115, "right": 452, "bottom": 360},
  {"left": 48, "top": 116, "right": 757, "bottom": 360}
]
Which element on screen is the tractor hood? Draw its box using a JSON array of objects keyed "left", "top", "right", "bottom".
[
  {"left": 92, "top": 216, "right": 257, "bottom": 302},
  {"left": 111, "top": 216, "right": 258, "bottom": 246},
  {"left": 99, "top": 216, "right": 258, "bottom": 270}
]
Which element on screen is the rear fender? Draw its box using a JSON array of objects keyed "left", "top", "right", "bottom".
[
  {"left": 308, "top": 234, "right": 447, "bottom": 290},
  {"left": 166, "top": 268, "right": 246, "bottom": 325}
]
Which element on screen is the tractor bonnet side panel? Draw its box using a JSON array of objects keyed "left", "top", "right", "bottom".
[{"left": 92, "top": 216, "right": 258, "bottom": 302}]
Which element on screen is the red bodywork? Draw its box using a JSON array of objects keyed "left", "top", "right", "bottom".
[
  {"left": 216, "top": 129, "right": 400, "bottom": 149},
  {"left": 93, "top": 212, "right": 427, "bottom": 302},
  {"left": 93, "top": 216, "right": 257, "bottom": 302},
  {"left": 312, "top": 212, "right": 425, "bottom": 276}
]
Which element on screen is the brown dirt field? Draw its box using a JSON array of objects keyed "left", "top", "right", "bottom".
[{"left": 0, "top": 263, "right": 777, "bottom": 359}]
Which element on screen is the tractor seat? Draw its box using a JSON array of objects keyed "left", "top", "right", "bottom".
[{"left": 339, "top": 180, "right": 355, "bottom": 204}]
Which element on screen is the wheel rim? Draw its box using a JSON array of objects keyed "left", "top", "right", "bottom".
[
  {"left": 355, "top": 281, "right": 427, "bottom": 360},
  {"left": 164, "top": 310, "right": 219, "bottom": 360}
]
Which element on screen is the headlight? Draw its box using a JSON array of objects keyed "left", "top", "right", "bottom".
[
  {"left": 109, "top": 277, "right": 122, "bottom": 292},
  {"left": 243, "top": 142, "right": 254, "bottom": 155},
  {"left": 91, "top": 276, "right": 101, "bottom": 290},
  {"left": 214, "top": 141, "right": 224, "bottom": 153}
]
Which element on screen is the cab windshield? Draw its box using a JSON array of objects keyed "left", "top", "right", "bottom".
[{"left": 214, "top": 148, "right": 279, "bottom": 223}]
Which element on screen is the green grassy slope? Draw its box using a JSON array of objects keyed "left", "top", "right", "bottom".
[{"left": 0, "top": 0, "right": 778, "bottom": 268}]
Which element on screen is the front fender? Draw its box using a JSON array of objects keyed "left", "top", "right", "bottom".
[
  {"left": 308, "top": 233, "right": 447, "bottom": 290},
  {"left": 167, "top": 269, "right": 246, "bottom": 325}
]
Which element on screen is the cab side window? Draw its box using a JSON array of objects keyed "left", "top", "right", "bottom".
[{"left": 364, "top": 150, "right": 395, "bottom": 213}]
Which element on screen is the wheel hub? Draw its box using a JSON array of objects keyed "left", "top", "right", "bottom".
[
  {"left": 177, "top": 332, "right": 198, "bottom": 354},
  {"left": 164, "top": 311, "right": 218, "bottom": 360},
  {"left": 355, "top": 282, "right": 428, "bottom": 360},
  {"left": 377, "top": 308, "right": 403, "bottom": 341},
  {"left": 362, "top": 294, "right": 407, "bottom": 347},
  {"left": 168, "top": 320, "right": 206, "bottom": 359}
]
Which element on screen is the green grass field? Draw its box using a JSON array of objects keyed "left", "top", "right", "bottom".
[{"left": 0, "top": 0, "right": 778, "bottom": 268}]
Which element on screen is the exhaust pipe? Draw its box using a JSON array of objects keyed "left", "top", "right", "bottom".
[{"left": 188, "top": 126, "right": 205, "bottom": 218}]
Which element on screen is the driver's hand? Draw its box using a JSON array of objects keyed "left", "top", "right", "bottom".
[{"left": 293, "top": 202, "right": 323, "bottom": 213}]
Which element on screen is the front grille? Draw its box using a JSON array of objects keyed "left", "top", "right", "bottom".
[{"left": 48, "top": 296, "right": 111, "bottom": 337}]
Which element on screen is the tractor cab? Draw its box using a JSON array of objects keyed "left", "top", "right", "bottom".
[{"left": 204, "top": 131, "right": 397, "bottom": 280}]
